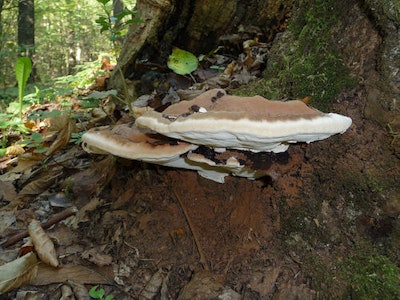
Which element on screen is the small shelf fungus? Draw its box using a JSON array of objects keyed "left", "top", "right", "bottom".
[
  {"left": 81, "top": 123, "right": 197, "bottom": 166},
  {"left": 82, "top": 89, "right": 352, "bottom": 183}
]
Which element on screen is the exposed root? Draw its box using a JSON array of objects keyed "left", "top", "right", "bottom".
[{"left": 171, "top": 186, "right": 209, "bottom": 271}]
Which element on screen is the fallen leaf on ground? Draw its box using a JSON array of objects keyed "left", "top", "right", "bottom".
[
  {"left": 45, "top": 114, "right": 77, "bottom": 156},
  {"left": 0, "top": 210, "right": 16, "bottom": 238},
  {"left": 28, "top": 219, "right": 59, "bottom": 267},
  {"left": 81, "top": 248, "right": 113, "bottom": 267},
  {"left": 0, "top": 252, "right": 38, "bottom": 294},
  {"left": 0, "top": 181, "right": 17, "bottom": 203},
  {"left": 5, "top": 145, "right": 25, "bottom": 156},
  {"left": 69, "top": 197, "right": 104, "bottom": 229},
  {"left": 29, "top": 264, "right": 111, "bottom": 285}
]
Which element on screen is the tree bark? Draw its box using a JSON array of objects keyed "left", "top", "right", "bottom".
[
  {"left": 109, "top": 0, "right": 293, "bottom": 92},
  {"left": 18, "top": 0, "right": 35, "bottom": 82},
  {"left": 18, "top": 0, "right": 34, "bottom": 55}
]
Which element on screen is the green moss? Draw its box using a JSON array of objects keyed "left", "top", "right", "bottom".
[
  {"left": 234, "top": 0, "right": 356, "bottom": 111},
  {"left": 294, "top": 243, "right": 400, "bottom": 299},
  {"left": 342, "top": 246, "right": 400, "bottom": 300}
]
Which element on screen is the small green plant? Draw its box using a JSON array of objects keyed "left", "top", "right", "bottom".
[
  {"left": 70, "top": 132, "right": 84, "bottom": 145},
  {"left": 20, "top": 132, "right": 50, "bottom": 154},
  {"left": 95, "top": 0, "right": 142, "bottom": 55},
  {"left": 89, "top": 285, "right": 113, "bottom": 300},
  {"left": 14, "top": 57, "right": 32, "bottom": 119},
  {"left": 387, "top": 123, "right": 399, "bottom": 145}
]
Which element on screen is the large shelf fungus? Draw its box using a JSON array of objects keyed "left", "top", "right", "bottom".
[
  {"left": 81, "top": 123, "right": 289, "bottom": 183},
  {"left": 135, "top": 89, "right": 352, "bottom": 153},
  {"left": 82, "top": 89, "right": 352, "bottom": 183}
]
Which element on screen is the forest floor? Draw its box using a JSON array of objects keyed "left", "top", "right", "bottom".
[{"left": 1, "top": 79, "right": 399, "bottom": 299}]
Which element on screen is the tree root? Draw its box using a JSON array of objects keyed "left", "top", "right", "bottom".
[{"left": 171, "top": 186, "right": 209, "bottom": 271}]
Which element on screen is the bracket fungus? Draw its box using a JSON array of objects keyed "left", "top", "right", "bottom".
[
  {"left": 82, "top": 123, "right": 197, "bottom": 166},
  {"left": 135, "top": 89, "right": 352, "bottom": 153},
  {"left": 81, "top": 123, "right": 288, "bottom": 183},
  {"left": 82, "top": 89, "right": 352, "bottom": 183}
]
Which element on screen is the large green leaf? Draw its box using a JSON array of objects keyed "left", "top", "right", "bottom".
[
  {"left": 167, "top": 47, "right": 198, "bottom": 75},
  {"left": 14, "top": 57, "right": 32, "bottom": 118},
  {"left": 15, "top": 57, "right": 32, "bottom": 99}
]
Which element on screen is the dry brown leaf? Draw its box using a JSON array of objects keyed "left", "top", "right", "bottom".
[
  {"left": 28, "top": 220, "right": 59, "bottom": 267},
  {"left": 45, "top": 114, "right": 77, "bottom": 156},
  {"left": 0, "top": 156, "right": 38, "bottom": 183},
  {"left": 30, "top": 264, "right": 112, "bottom": 286},
  {"left": 0, "top": 210, "right": 16, "bottom": 238},
  {"left": 0, "top": 252, "right": 38, "bottom": 294},
  {"left": 60, "top": 284, "right": 74, "bottom": 300},
  {"left": 66, "top": 280, "right": 90, "bottom": 299},
  {"left": 110, "top": 188, "right": 135, "bottom": 210},
  {"left": 69, "top": 197, "right": 104, "bottom": 229},
  {"left": 81, "top": 248, "right": 113, "bottom": 267},
  {"left": 0, "top": 181, "right": 17, "bottom": 203},
  {"left": 66, "top": 156, "right": 116, "bottom": 200}
]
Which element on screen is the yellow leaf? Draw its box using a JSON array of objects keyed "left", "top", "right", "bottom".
[
  {"left": 6, "top": 145, "right": 25, "bottom": 156},
  {"left": 28, "top": 220, "right": 59, "bottom": 267},
  {"left": 0, "top": 252, "right": 38, "bottom": 293}
]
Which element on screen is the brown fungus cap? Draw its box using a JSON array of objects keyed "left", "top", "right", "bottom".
[
  {"left": 136, "top": 89, "right": 353, "bottom": 152},
  {"left": 82, "top": 123, "right": 197, "bottom": 163}
]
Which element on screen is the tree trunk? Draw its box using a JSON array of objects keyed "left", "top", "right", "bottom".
[
  {"left": 109, "top": 0, "right": 293, "bottom": 93},
  {"left": 18, "top": 0, "right": 35, "bottom": 82}
]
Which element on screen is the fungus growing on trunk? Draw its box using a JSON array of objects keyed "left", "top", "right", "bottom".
[
  {"left": 82, "top": 123, "right": 197, "bottom": 166},
  {"left": 81, "top": 124, "right": 291, "bottom": 183},
  {"left": 135, "top": 89, "right": 352, "bottom": 153},
  {"left": 82, "top": 89, "right": 352, "bottom": 183}
]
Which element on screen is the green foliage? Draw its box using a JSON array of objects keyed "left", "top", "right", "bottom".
[
  {"left": 89, "top": 285, "right": 113, "bottom": 300},
  {"left": 1, "top": 0, "right": 139, "bottom": 86},
  {"left": 70, "top": 132, "right": 84, "bottom": 145},
  {"left": 95, "top": 0, "right": 142, "bottom": 54},
  {"left": 343, "top": 250, "right": 400, "bottom": 300},
  {"left": 0, "top": 34, "right": 18, "bottom": 87},
  {"left": 55, "top": 59, "right": 106, "bottom": 89},
  {"left": 167, "top": 47, "right": 199, "bottom": 75},
  {"left": 14, "top": 57, "right": 33, "bottom": 119},
  {"left": 20, "top": 132, "right": 50, "bottom": 154}
]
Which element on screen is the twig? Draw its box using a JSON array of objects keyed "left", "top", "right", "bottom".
[
  {"left": 1, "top": 207, "right": 78, "bottom": 248},
  {"left": 171, "top": 186, "right": 209, "bottom": 271}
]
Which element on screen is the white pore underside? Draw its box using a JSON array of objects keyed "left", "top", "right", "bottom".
[{"left": 136, "top": 113, "right": 352, "bottom": 152}]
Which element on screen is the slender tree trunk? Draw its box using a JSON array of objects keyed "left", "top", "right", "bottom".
[
  {"left": 18, "top": 0, "right": 35, "bottom": 82},
  {"left": 0, "top": 0, "right": 4, "bottom": 52},
  {"left": 113, "top": 0, "right": 124, "bottom": 16}
]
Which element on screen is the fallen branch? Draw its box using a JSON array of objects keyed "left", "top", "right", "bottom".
[{"left": 1, "top": 207, "right": 78, "bottom": 248}]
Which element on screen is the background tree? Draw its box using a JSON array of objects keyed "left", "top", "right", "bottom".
[{"left": 17, "top": 0, "right": 35, "bottom": 82}]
